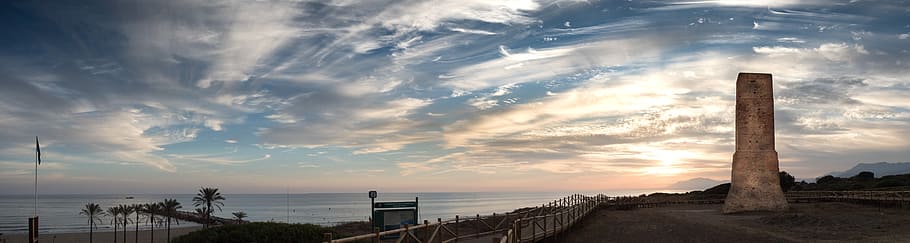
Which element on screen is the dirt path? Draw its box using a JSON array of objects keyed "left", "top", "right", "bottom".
[{"left": 547, "top": 202, "right": 910, "bottom": 243}]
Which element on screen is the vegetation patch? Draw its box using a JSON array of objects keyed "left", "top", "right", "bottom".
[
  {"left": 793, "top": 172, "right": 910, "bottom": 191},
  {"left": 171, "top": 222, "right": 336, "bottom": 243}
]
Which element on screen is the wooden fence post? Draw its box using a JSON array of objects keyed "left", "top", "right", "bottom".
[
  {"left": 515, "top": 219, "right": 521, "bottom": 243},
  {"left": 402, "top": 224, "right": 409, "bottom": 243},
  {"left": 424, "top": 220, "right": 430, "bottom": 242},
  {"left": 323, "top": 232, "right": 333, "bottom": 243},
  {"left": 455, "top": 215, "right": 460, "bottom": 243},
  {"left": 552, "top": 212, "right": 557, "bottom": 239},
  {"left": 530, "top": 215, "right": 536, "bottom": 242},
  {"left": 373, "top": 227, "right": 380, "bottom": 243},
  {"left": 543, "top": 212, "right": 548, "bottom": 238}
]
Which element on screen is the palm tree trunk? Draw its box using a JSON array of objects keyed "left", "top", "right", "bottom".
[
  {"left": 166, "top": 216, "right": 171, "bottom": 242},
  {"left": 89, "top": 221, "right": 94, "bottom": 243},
  {"left": 123, "top": 218, "right": 127, "bottom": 243},
  {"left": 207, "top": 202, "right": 212, "bottom": 228},
  {"left": 149, "top": 214, "right": 154, "bottom": 243},
  {"left": 135, "top": 212, "right": 139, "bottom": 243},
  {"left": 113, "top": 216, "right": 118, "bottom": 243}
]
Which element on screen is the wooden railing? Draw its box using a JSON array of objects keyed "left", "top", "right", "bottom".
[
  {"left": 497, "top": 194, "right": 735, "bottom": 243},
  {"left": 323, "top": 194, "right": 600, "bottom": 243},
  {"left": 322, "top": 190, "right": 910, "bottom": 243},
  {"left": 786, "top": 190, "right": 910, "bottom": 205},
  {"left": 499, "top": 194, "right": 605, "bottom": 243}
]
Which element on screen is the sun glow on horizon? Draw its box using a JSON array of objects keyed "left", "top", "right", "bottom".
[{"left": 639, "top": 149, "right": 696, "bottom": 176}]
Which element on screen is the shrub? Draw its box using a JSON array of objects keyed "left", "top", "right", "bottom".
[
  {"left": 875, "top": 178, "right": 907, "bottom": 188},
  {"left": 171, "top": 222, "right": 335, "bottom": 243},
  {"left": 851, "top": 171, "right": 875, "bottom": 181},
  {"left": 702, "top": 183, "right": 731, "bottom": 195},
  {"left": 779, "top": 171, "right": 796, "bottom": 192},
  {"left": 816, "top": 175, "right": 837, "bottom": 184}
]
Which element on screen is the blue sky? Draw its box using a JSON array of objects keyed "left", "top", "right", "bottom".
[{"left": 1, "top": 0, "right": 909, "bottom": 194}]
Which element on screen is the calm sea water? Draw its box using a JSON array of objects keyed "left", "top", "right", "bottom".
[{"left": 0, "top": 191, "right": 670, "bottom": 235}]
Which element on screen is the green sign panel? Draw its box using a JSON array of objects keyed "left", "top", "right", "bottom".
[
  {"left": 372, "top": 200, "right": 419, "bottom": 239},
  {"left": 374, "top": 201, "right": 417, "bottom": 208}
]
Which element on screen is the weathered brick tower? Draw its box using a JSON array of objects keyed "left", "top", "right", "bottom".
[{"left": 723, "top": 73, "right": 789, "bottom": 213}]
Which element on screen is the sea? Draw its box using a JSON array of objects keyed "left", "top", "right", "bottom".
[{"left": 0, "top": 191, "right": 674, "bottom": 235}]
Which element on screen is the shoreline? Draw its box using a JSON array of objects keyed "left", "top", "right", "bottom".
[{"left": 2, "top": 226, "right": 202, "bottom": 243}]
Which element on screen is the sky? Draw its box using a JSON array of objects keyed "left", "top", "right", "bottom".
[{"left": 1, "top": 0, "right": 909, "bottom": 194}]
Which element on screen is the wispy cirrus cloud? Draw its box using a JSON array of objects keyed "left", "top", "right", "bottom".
[{"left": 1, "top": 0, "right": 909, "bottom": 193}]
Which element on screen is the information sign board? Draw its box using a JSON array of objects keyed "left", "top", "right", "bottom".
[
  {"left": 374, "top": 201, "right": 417, "bottom": 208},
  {"left": 371, "top": 198, "right": 419, "bottom": 239}
]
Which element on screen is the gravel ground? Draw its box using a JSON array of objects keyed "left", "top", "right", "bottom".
[{"left": 546, "top": 202, "right": 910, "bottom": 243}]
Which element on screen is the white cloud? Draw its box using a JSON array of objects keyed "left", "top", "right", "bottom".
[
  {"left": 444, "top": 37, "right": 667, "bottom": 90},
  {"left": 205, "top": 119, "right": 224, "bottom": 131},
  {"left": 450, "top": 28, "right": 497, "bottom": 35},
  {"left": 753, "top": 43, "right": 868, "bottom": 62},
  {"left": 305, "top": 0, "right": 539, "bottom": 61},
  {"left": 491, "top": 83, "right": 518, "bottom": 97},
  {"left": 375, "top": 0, "right": 538, "bottom": 32},
  {"left": 18, "top": 110, "right": 183, "bottom": 172},
  {"left": 169, "top": 153, "right": 271, "bottom": 165},
  {"left": 468, "top": 96, "right": 499, "bottom": 110},
  {"left": 338, "top": 76, "right": 405, "bottom": 96},
  {"left": 356, "top": 98, "right": 431, "bottom": 120},
  {"left": 195, "top": 2, "right": 301, "bottom": 88},
  {"left": 752, "top": 46, "right": 802, "bottom": 55},
  {"left": 265, "top": 113, "right": 298, "bottom": 124},
  {"left": 776, "top": 37, "right": 806, "bottom": 43},
  {"left": 671, "top": 0, "right": 814, "bottom": 7},
  {"left": 444, "top": 75, "right": 690, "bottom": 148},
  {"left": 816, "top": 43, "right": 853, "bottom": 61},
  {"left": 260, "top": 97, "right": 436, "bottom": 154},
  {"left": 298, "top": 163, "right": 320, "bottom": 168},
  {"left": 413, "top": 43, "right": 910, "bottom": 179}
]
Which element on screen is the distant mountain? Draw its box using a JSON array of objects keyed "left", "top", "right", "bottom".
[
  {"left": 668, "top": 177, "right": 728, "bottom": 190},
  {"left": 831, "top": 162, "right": 910, "bottom": 178}
]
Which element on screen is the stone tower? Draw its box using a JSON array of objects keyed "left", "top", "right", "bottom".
[{"left": 723, "top": 73, "right": 789, "bottom": 213}]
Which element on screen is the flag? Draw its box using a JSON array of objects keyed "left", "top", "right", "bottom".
[{"left": 36, "top": 136, "right": 40, "bottom": 165}]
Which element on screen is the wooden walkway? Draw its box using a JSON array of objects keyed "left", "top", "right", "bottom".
[{"left": 321, "top": 191, "right": 910, "bottom": 243}]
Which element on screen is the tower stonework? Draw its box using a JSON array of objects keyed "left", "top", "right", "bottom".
[{"left": 723, "top": 73, "right": 789, "bottom": 213}]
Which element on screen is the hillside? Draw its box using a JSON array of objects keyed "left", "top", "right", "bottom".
[
  {"left": 668, "top": 177, "right": 728, "bottom": 190},
  {"left": 831, "top": 162, "right": 910, "bottom": 178}
]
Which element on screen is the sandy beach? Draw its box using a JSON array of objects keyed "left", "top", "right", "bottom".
[{"left": 2, "top": 226, "right": 202, "bottom": 243}]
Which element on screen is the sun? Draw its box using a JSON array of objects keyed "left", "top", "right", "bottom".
[{"left": 638, "top": 149, "right": 693, "bottom": 176}]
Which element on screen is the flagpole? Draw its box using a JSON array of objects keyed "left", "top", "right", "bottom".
[
  {"left": 35, "top": 150, "right": 37, "bottom": 217},
  {"left": 35, "top": 136, "right": 39, "bottom": 217},
  {"left": 286, "top": 187, "right": 290, "bottom": 224}
]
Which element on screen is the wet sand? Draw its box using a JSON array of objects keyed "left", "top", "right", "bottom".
[
  {"left": 2, "top": 226, "right": 202, "bottom": 243},
  {"left": 547, "top": 202, "right": 910, "bottom": 243}
]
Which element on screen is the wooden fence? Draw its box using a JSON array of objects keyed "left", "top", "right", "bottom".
[
  {"left": 323, "top": 190, "right": 910, "bottom": 243},
  {"left": 323, "top": 194, "right": 603, "bottom": 243},
  {"left": 498, "top": 194, "right": 605, "bottom": 243},
  {"left": 786, "top": 190, "right": 910, "bottom": 207}
]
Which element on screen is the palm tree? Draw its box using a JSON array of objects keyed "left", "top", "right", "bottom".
[
  {"left": 161, "top": 199, "right": 182, "bottom": 241},
  {"left": 194, "top": 208, "right": 207, "bottom": 220},
  {"left": 143, "top": 203, "right": 162, "bottom": 243},
  {"left": 232, "top": 211, "right": 247, "bottom": 224},
  {"left": 106, "top": 206, "right": 119, "bottom": 243},
  {"left": 117, "top": 204, "right": 132, "bottom": 243},
  {"left": 79, "top": 203, "right": 105, "bottom": 243},
  {"left": 192, "top": 187, "right": 225, "bottom": 228},
  {"left": 130, "top": 204, "right": 142, "bottom": 243}
]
